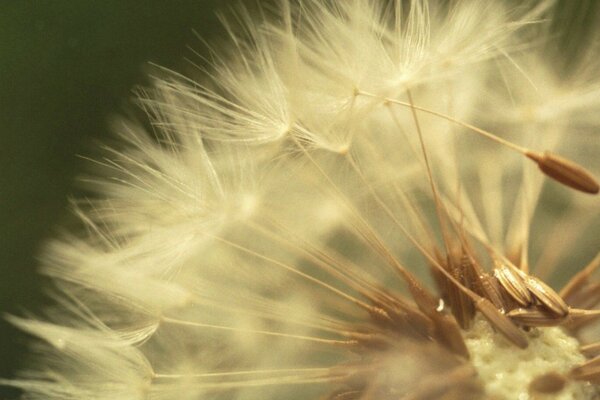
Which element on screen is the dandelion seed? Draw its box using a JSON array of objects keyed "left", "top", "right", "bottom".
[{"left": 2, "top": 1, "right": 600, "bottom": 399}]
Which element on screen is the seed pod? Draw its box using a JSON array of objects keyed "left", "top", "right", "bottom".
[
  {"left": 431, "top": 312, "right": 470, "bottom": 359},
  {"left": 475, "top": 298, "right": 528, "bottom": 349},
  {"left": 529, "top": 372, "right": 567, "bottom": 394},
  {"left": 507, "top": 307, "right": 566, "bottom": 327},
  {"left": 570, "top": 367, "right": 600, "bottom": 384},
  {"left": 525, "top": 275, "right": 569, "bottom": 317},
  {"left": 580, "top": 342, "right": 600, "bottom": 358},
  {"left": 570, "top": 356, "right": 600, "bottom": 384},
  {"left": 560, "top": 252, "right": 600, "bottom": 301},
  {"left": 494, "top": 265, "right": 533, "bottom": 307},
  {"left": 479, "top": 273, "right": 508, "bottom": 310},
  {"left": 346, "top": 331, "right": 393, "bottom": 352},
  {"left": 526, "top": 151, "right": 600, "bottom": 195},
  {"left": 444, "top": 255, "right": 475, "bottom": 330},
  {"left": 566, "top": 308, "right": 600, "bottom": 332}
]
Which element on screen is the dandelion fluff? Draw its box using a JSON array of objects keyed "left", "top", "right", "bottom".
[{"left": 3, "top": 1, "right": 600, "bottom": 399}]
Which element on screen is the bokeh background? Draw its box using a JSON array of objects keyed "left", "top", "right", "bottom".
[
  {"left": 0, "top": 2, "right": 230, "bottom": 398},
  {"left": 0, "top": 1, "right": 597, "bottom": 399}
]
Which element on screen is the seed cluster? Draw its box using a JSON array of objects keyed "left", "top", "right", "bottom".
[
  {"left": 2, "top": 2, "right": 599, "bottom": 400},
  {"left": 319, "top": 232, "right": 600, "bottom": 398},
  {"left": 464, "top": 316, "right": 597, "bottom": 400}
]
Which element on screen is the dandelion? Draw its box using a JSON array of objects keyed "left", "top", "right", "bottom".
[{"left": 3, "top": 1, "right": 600, "bottom": 399}]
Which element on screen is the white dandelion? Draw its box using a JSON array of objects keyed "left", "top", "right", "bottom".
[{"left": 2, "top": 1, "right": 600, "bottom": 399}]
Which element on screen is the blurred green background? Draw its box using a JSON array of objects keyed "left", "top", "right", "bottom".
[
  {"left": 0, "top": 1, "right": 597, "bottom": 399},
  {"left": 0, "top": 1, "right": 229, "bottom": 398}
]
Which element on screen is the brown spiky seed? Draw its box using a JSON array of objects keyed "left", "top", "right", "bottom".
[
  {"left": 494, "top": 265, "right": 533, "bottom": 307},
  {"left": 526, "top": 151, "right": 600, "bottom": 194},
  {"left": 507, "top": 307, "right": 566, "bottom": 327},
  {"left": 570, "top": 356, "right": 600, "bottom": 383},
  {"left": 528, "top": 372, "right": 567, "bottom": 394},
  {"left": 479, "top": 273, "right": 509, "bottom": 310},
  {"left": 525, "top": 275, "right": 569, "bottom": 317},
  {"left": 475, "top": 298, "right": 528, "bottom": 349},
  {"left": 580, "top": 342, "right": 600, "bottom": 358},
  {"left": 560, "top": 253, "right": 600, "bottom": 301}
]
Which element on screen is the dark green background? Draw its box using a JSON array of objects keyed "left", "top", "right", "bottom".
[
  {"left": 0, "top": 2, "right": 229, "bottom": 398},
  {"left": 0, "top": 1, "right": 597, "bottom": 399}
]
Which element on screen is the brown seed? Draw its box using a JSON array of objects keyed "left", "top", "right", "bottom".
[
  {"left": 565, "top": 308, "right": 600, "bottom": 332},
  {"left": 560, "top": 252, "right": 600, "bottom": 301},
  {"left": 404, "top": 272, "right": 440, "bottom": 315},
  {"left": 580, "top": 341, "right": 600, "bottom": 358},
  {"left": 369, "top": 298, "right": 434, "bottom": 339},
  {"left": 507, "top": 307, "right": 566, "bottom": 327},
  {"left": 529, "top": 372, "right": 567, "bottom": 394},
  {"left": 526, "top": 151, "right": 600, "bottom": 195},
  {"left": 346, "top": 331, "right": 393, "bottom": 352},
  {"left": 445, "top": 255, "right": 475, "bottom": 330},
  {"left": 570, "top": 367, "right": 600, "bottom": 384},
  {"left": 570, "top": 356, "right": 600, "bottom": 383},
  {"left": 494, "top": 265, "right": 533, "bottom": 307},
  {"left": 479, "top": 273, "right": 508, "bottom": 311},
  {"left": 431, "top": 312, "right": 470, "bottom": 359},
  {"left": 475, "top": 298, "right": 528, "bottom": 348},
  {"left": 525, "top": 275, "right": 569, "bottom": 317},
  {"left": 460, "top": 253, "right": 486, "bottom": 294},
  {"left": 567, "top": 282, "right": 600, "bottom": 310}
]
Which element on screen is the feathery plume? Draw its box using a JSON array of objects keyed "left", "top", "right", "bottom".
[{"left": 3, "top": 1, "right": 600, "bottom": 399}]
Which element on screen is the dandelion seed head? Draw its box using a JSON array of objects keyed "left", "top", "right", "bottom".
[
  {"left": 3, "top": 1, "right": 600, "bottom": 399},
  {"left": 464, "top": 315, "right": 598, "bottom": 399}
]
